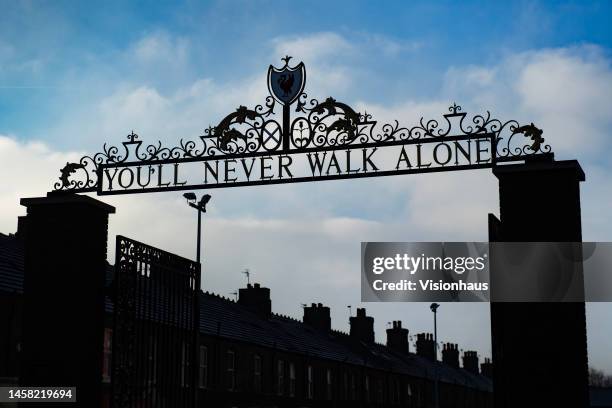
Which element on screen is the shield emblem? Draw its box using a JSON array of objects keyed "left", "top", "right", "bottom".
[{"left": 267, "top": 58, "right": 306, "bottom": 106}]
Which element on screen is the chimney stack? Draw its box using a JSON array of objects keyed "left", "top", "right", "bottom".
[
  {"left": 386, "top": 320, "right": 409, "bottom": 354},
  {"left": 349, "top": 308, "right": 374, "bottom": 343},
  {"left": 480, "top": 358, "right": 493, "bottom": 378},
  {"left": 303, "top": 303, "right": 331, "bottom": 332},
  {"left": 15, "top": 215, "right": 28, "bottom": 241},
  {"left": 238, "top": 283, "right": 271, "bottom": 318},
  {"left": 416, "top": 333, "right": 436, "bottom": 360},
  {"left": 463, "top": 351, "right": 480, "bottom": 374},
  {"left": 442, "top": 343, "right": 460, "bottom": 368}
]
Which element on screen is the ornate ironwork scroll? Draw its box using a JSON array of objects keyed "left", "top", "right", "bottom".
[
  {"left": 112, "top": 236, "right": 200, "bottom": 408},
  {"left": 54, "top": 57, "right": 552, "bottom": 195}
]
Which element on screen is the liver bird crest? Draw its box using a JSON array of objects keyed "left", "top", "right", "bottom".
[{"left": 277, "top": 73, "right": 295, "bottom": 97}]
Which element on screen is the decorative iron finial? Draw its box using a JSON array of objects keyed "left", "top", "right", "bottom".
[
  {"left": 59, "top": 162, "right": 84, "bottom": 188},
  {"left": 281, "top": 55, "right": 292, "bottom": 66},
  {"left": 513, "top": 123, "right": 544, "bottom": 152},
  {"left": 127, "top": 130, "right": 139, "bottom": 142}
]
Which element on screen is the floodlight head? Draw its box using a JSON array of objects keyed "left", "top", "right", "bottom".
[
  {"left": 430, "top": 303, "right": 440, "bottom": 313},
  {"left": 183, "top": 192, "right": 196, "bottom": 202},
  {"left": 199, "top": 194, "right": 212, "bottom": 206}
]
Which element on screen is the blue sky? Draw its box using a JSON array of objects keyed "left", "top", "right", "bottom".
[
  {"left": 1, "top": 1, "right": 611, "bottom": 372},
  {"left": 2, "top": 1, "right": 612, "bottom": 144}
]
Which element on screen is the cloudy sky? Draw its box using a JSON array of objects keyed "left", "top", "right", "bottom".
[{"left": 1, "top": 1, "right": 611, "bottom": 371}]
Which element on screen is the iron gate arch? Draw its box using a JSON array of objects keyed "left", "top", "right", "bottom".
[
  {"left": 46, "top": 57, "right": 572, "bottom": 408},
  {"left": 52, "top": 57, "right": 551, "bottom": 196}
]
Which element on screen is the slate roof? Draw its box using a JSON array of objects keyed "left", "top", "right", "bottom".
[
  {"left": 0, "top": 233, "right": 492, "bottom": 392},
  {"left": 198, "top": 292, "right": 491, "bottom": 391},
  {"left": 0, "top": 234, "right": 24, "bottom": 294}
]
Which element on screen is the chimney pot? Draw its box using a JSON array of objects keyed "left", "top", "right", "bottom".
[
  {"left": 442, "top": 341, "right": 460, "bottom": 368},
  {"left": 463, "top": 350, "right": 480, "bottom": 374},
  {"left": 416, "top": 332, "right": 436, "bottom": 360},
  {"left": 303, "top": 302, "right": 331, "bottom": 332},
  {"left": 238, "top": 283, "right": 271, "bottom": 318},
  {"left": 481, "top": 358, "right": 493, "bottom": 378},
  {"left": 16, "top": 216, "right": 28, "bottom": 241},
  {"left": 386, "top": 319, "right": 409, "bottom": 354},
  {"left": 350, "top": 308, "right": 374, "bottom": 343}
]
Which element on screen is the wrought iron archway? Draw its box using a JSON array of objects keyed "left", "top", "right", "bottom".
[{"left": 52, "top": 56, "right": 551, "bottom": 196}]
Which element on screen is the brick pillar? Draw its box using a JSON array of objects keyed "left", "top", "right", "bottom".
[
  {"left": 19, "top": 193, "right": 115, "bottom": 407},
  {"left": 489, "top": 158, "right": 589, "bottom": 407}
]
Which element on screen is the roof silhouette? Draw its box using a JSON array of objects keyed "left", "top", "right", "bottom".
[{"left": 0, "top": 232, "right": 491, "bottom": 391}]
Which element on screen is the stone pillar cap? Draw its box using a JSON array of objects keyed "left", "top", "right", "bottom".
[
  {"left": 21, "top": 192, "right": 116, "bottom": 213},
  {"left": 493, "top": 159, "right": 584, "bottom": 182}
]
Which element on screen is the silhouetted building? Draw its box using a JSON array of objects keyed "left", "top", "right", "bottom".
[
  {"left": 590, "top": 387, "right": 612, "bottom": 408},
  {"left": 0, "top": 221, "right": 493, "bottom": 408}
]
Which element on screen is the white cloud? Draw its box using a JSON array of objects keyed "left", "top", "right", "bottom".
[
  {"left": 365, "top": 34, "right": 422, "bottom": 57},
  {"left": 52, "top": 71, "right": 270, "bottom": 149},
  {"left": 442, "top": 46, "right": 612, "bottom": 159},
  {"left": 132, "top": 30, "right": 190, "bottom": 66},
  {"left": 272, "top": 32, "right": 354, "bottom": 63},
  {"left": 516, "top": 47, "right": 611, "bottom": 117},
  {"left": 0, "top": 135, "right": 82, "bottom": 233},
  {"left": 445, "top": 65, "right": 497, "bottom": 89},
  {"left": 514, "top": 48, "right": 612, "bottom": 155}
]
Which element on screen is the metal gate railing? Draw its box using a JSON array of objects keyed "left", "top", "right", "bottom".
[{"left": 111, "top": 235, "right": 200, "bottom": 408}]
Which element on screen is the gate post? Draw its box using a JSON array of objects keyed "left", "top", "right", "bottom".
[
  {"left": 489, "top": 158, "right": 589, "bottom": 407},
  {"left": 19, "top": 193, "right": 115, "bottom": 407}
]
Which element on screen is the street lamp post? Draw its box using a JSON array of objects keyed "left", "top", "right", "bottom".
[
  {"left": 182, "top": 192, "right": 211, "bottom": 405},
  {"left": 430, "top": 302, "right": 440, "bottom": 408},
  {"left": 183, "top": 192, "right": 211, "bottom": 265}
]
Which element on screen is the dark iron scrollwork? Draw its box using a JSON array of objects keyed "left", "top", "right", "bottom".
[
  {"left": 291, "top": 96, "right": 375, "bottom": 149},
  {"left": 53, "top": 58, "right": 552, "bottom": 193}
]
